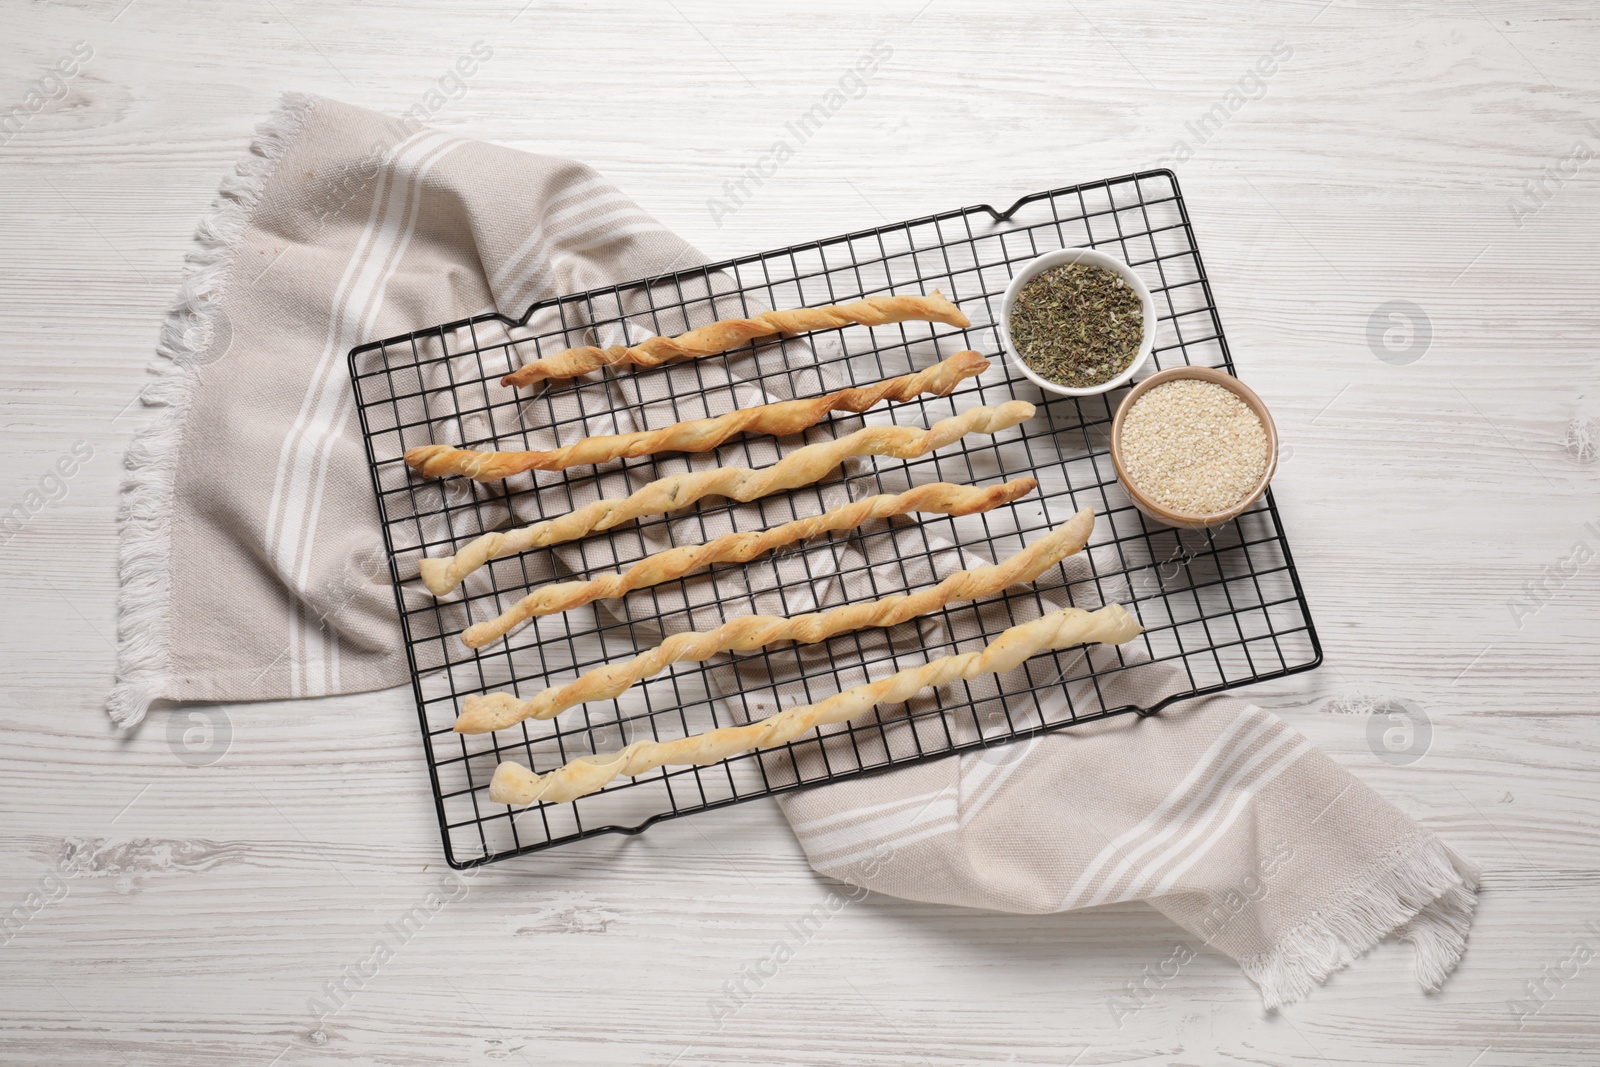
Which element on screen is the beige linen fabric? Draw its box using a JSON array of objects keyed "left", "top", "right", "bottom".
[
  {"left": 114, "top": 94, "right": 1477, "bottom": 1009},
  {"left": 114, "top": 92, "right": 702, "bottom": 713},
  {"left": 777, "top": 690, "right": 1479, "bottom": 1010}
]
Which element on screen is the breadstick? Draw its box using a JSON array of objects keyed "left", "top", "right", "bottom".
[
  {"left": 502, "top": 290, "right": 969, "bottom": 385},
  {"left": 461, "top": 477, "right": 1039, "bottom": 647},
  {"left": 408, "top": 350, "right": 989, "bottom": 481},
  {"left": 417, "top": 400, "right": 1034, "bottom": 595},
  {"left": 488, "top": 603, "right": 1141, "bottom": 804},
  {"left": 454, "top": 506, "right": 1094, "bottom": 733}
]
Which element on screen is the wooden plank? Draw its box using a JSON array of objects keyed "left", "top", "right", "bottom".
[{"left": 2, "top": 1, "right": 1597, "bottom": 1063}]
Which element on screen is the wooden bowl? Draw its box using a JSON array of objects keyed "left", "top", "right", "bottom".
[{"left": 1109, "top": 365, "right": 1279, "bottom": 530}]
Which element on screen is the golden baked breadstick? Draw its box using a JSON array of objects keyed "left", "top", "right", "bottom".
[
  {"left": 408, "top": 350, "right": 989, "bottom": 481},
  {"left": 417, "top": 400, "right": 1034, "bottom": 596},
  {"left": 454, "top": 506, "right": 1094, "bottom": 732},
  {"left": 488, "top": 603, "right": 1142, "bottom": 804},
  {"left": 461, "top": 477, "right": 1039, "bottom": 648},
  {"left": 502, "top": 290, "right": 970, "bottom": 385}
]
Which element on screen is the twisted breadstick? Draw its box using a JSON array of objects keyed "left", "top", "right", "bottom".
[
  {"left": 418, "top": 400, "right": 1035, "bottom": 595},
  {"left": 408, "top": 350, "right": 989, "bottom": 481},
  {"left": 502, "top": 290, "right": 970, "bottom": 385},
  {"left": 454, "top": 506, "right": 1094, "bottom": 732},
  {"left": 488, "top": 603, "right": 1141, "bottom": 804},
  {"left": 461, "top": 477, "right": 1039, "bottom": 647}
]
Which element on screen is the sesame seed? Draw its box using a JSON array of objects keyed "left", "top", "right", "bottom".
[{"left": 1119, "top": 379, "right": 1268, "bottom": 515}]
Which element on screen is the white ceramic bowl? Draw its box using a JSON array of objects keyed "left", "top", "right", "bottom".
[{"left": 997, "top": 247, "right": 1157, "bottom": 397}]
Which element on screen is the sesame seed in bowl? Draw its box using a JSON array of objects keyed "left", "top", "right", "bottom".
[{"left": 1110, "top": 366, "right": 1279, "bottom": 530}]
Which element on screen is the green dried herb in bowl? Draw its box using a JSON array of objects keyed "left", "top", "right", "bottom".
[{"left": 1008, "top": 263, "right": 1144, "bottom": 389}]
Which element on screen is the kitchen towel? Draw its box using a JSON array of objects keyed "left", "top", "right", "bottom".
[
  {"left": 113, "top": 93, "right": 1477, "bottom": 1009},
  {"left": 777, "top": 689, "right": 1480, "bottom": 1011}
]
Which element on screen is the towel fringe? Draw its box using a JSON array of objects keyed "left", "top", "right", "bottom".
[
  {"left": 1238, "top": 831, "right": 1480, "bottom": 1010},
  {"left": 108, "top": 91, "right": 319, "bottom": 728}
]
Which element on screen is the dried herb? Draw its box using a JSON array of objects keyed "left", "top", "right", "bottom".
[{"left": 1009, "top": 263, "right": 1143, "bottom": 388}]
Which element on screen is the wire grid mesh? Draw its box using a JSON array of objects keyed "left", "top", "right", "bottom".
[{"left": 350, "top": 168, "right": 1321, "bottom": 868}]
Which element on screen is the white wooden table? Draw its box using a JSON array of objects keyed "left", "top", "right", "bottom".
[{"left": 3, "top": 1, "right": 1597, "bottom": 1063}]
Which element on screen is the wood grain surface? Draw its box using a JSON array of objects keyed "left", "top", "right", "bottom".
[{"left": 2, "top": 1, "right": 1598, "bottom": 1064}]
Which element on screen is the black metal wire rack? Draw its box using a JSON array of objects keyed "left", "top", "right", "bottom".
[{"left": 350, "top": 169, "right": 1321, "bottom": 868}]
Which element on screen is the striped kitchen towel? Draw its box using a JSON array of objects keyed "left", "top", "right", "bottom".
[
  {"left": 778, "top": 686, "right": 1480, "bottom": 1010},
  {"left": 111, "top": 92, "right": 702, "bottom": 711},
  {"left": 113, "top": 93, "right": 1477, "bottom": 1009}
]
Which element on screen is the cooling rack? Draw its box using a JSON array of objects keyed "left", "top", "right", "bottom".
[{"left": 350, "top": 168, "right": 1321, "bottom": 868}]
